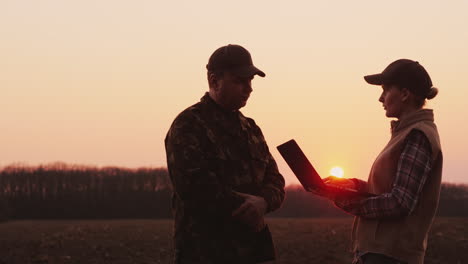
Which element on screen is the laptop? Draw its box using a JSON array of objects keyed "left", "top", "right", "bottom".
[{"left": 277, "top": 139, "right": 375, "bottom": 199}]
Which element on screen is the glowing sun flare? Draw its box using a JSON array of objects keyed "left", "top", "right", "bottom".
[{"left": 330, "top": 166, "right": 344, "bottom": 178}]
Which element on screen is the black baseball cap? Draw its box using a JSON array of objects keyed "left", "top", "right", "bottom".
[
  {"left": 206, "top": 44, "right": 266, "bottom": 78},
  {"left": 364, "top": 59, "right": 433, "bottom": 98}
]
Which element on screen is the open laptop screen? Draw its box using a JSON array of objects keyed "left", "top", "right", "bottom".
[
  {"left": 277, "top": 139, "right": 375, "bottom": 198},
  {"left": 277, "top": 139, "right": 326, "bottom": 190}
]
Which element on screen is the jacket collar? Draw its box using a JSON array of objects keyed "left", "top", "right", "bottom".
[
  {"left": 200, "top": 92, "right": 253, "bottom": 134},
  {"left": 391, "top": 109, "right": 434, "bottom": 134}
]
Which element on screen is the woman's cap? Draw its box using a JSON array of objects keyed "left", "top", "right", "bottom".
[
  {"left": 364, "top": 59, "right": 433, "bottom": 98},
  {"left": 206, "top": 44, "right": 266, "bottom": 78}
]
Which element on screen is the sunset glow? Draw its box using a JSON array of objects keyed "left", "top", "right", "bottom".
[
  {"left": 330, "top": 167, "right": 344, "bottom": 178},
  {"left": 1, "top": 1, "right": 467, "bottom": 184}
]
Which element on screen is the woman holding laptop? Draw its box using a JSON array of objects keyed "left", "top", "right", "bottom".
[{"left": 325, "top": 59, "right": 442, "bottom": 264}]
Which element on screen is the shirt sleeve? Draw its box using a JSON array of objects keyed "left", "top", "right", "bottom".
[
  {"left": 165, "top": 114, "right": 243, "bottom": 217},
  {"left": 335, "top": 129, "right": 433, "bottom": 219}
]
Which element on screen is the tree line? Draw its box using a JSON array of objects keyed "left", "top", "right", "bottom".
[
  {"left": 0, "top": 164, "right": 467, "bottom": 219},
  {"left": 0, "top": 163, "right": 172, "bottom": 219}
]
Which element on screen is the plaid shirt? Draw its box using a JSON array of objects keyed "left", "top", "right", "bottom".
[{"left": 336, "top": 129, "right": 432, "bottom": 219}]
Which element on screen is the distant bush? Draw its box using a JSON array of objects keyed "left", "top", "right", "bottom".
[
  {"left": 437, "top": 183, "right": 468, "bottom": 217},
  {"left": 0, "top": 164, "right": 467, "bottom": 218},
  {"left": 271, "top": 183, "right": 468, "bottom": 218},
  {"left": 0, "top": 196, "right": 9, "bottom": 221},
  {"left": 270, "top": 185, "right": 348, "bottom": 218}
]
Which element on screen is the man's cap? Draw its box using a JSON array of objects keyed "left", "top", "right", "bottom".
[
  {"left": 206, "top": 44, "right": 266, "bottom": 78},
  {"left": 364, "top": 59, "right": 433, "bottom": 98}
]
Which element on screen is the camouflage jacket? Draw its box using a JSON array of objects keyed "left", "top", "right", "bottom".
[{"left": 165, "top": 93, "right": 285, "bottom": 264}]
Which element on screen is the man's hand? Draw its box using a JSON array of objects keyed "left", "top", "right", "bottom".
[
  {"left": 232, "top": 191, "right": 267, "bottom": 232},
  {"left": 323, "top": 176, "right": 356, "bottom": 189}
]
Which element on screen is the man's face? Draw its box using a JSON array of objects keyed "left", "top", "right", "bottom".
[{"left": 215, "top": 71, "right": 254, "bottom": 111}]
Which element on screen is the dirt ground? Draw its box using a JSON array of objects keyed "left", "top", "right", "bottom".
[{"left": 0, "top": 217, "right": 466, "bottom": 264}]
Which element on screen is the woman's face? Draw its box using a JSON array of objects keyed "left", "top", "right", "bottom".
[{"left": 379, "top": 85, "right": 407, "bottom": 118}]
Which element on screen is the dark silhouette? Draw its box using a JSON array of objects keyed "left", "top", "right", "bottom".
[
  {"left": 325, "top": 59, "right": 442, "bottom": 264},
  {"left": 165, "top": 44, "right": 285, "bottom": 264}
]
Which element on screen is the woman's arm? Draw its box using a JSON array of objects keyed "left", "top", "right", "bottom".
[{"left": 334, "top": 129, "right": 433, "bottom": 219}]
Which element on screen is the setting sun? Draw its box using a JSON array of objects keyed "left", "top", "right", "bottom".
[{"left": 330, "top": 167, "right": 344, "bottom": 178}]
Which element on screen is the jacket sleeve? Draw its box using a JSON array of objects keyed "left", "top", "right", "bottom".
[
  {"left": 165, "top": 114, "right": 243, "bottom": 217},
  {"left": 249, "top": 121, "right": 285, "bottom": 213},
  {"left": 259, "top": 149, "right": 286, "bottom": 213}
]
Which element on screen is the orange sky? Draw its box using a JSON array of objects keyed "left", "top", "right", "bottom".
[{"left": 1, "top": 0, "right": 467, "bottom": 184}]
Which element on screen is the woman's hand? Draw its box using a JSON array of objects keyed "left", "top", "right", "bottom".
[{"left": 323, "top": 176, "right": 356, "bottom": 189}]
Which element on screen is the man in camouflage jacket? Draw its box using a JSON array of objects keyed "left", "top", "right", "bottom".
[{"left": 165, "top": 44, "right": 285, "bottom": 264}]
